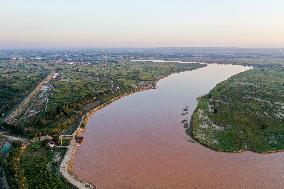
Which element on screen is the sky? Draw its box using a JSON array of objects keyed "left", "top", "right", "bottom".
[{"left": 0, "top": 0, "right": 284, "bottom": 48}]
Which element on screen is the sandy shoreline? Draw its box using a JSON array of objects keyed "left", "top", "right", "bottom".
[
  {"left": 59, "top": 128, "right": 95, "bottom": 189},
  {"left": 59, "top": 84, "right": 157, "bottom": 189},
  {"left": 59, "top": 66, "right": 207, "bottom": 188}
]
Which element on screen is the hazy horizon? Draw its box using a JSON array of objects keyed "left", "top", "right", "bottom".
[{"left": 1, "top": 0, "right": 284, "bottom": 48}]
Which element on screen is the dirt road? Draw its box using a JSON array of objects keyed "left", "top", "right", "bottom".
[{"left": 5, "top": 71, "right": 55, "bottom": 124}]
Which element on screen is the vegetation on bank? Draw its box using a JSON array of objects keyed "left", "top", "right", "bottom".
[
  {"left": 17, "top": 61, "right": 204, "bottom": 138},
  {"left": 20, "top": 142, "right": 70, "bottom": 189},
  {"left": 0, "top": 142, "right": 71, "bottom": 189},
  {"left": 190, "top": 67, "right": 284, "bottom": 152},
  {"left": 0, "top": 60, "right": 204, "bottom": 188}
]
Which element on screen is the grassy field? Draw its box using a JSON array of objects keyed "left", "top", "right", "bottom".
[{"left": 190, "top": 66, "right": 284, "bottom": 152}]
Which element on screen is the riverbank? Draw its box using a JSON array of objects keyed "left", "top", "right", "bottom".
[
  {"left": 0, "top": 60, "right": 205, "bottom": 188},
  {"left": 71, "top": 63, "right": 277, "bottom": 189},
  {"left": 59, "top": 82, "right": 161, "bottom": 188},
  {"left": 189, "top": 67, "right": 284, "bottom": 153},
  {"left": 60, "top": 127, "right": 95, "bottom": 189},
  {"left": 60, "top": 65, "right": 207, "bottom": 188},
  {"left": 190, "top": 100, "right": 284, "bottom": 154}
]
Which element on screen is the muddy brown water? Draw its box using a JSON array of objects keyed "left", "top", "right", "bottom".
[{"left": 73, "top": 64, "right": 284, "bottom": 189}]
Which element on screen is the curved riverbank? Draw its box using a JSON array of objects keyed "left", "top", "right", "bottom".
[
  {"left": 189, "top": 67, "right": 284, "bottom": 154},
  {"left": 59, "top": 73, "right": 177, "bottom": 188},
  {"left": 72, "top": 64, "right": 284, "bottom": 189},
  {"left": 190, "top": 101, "right": 284, "bottom": 154},
  {"left": 60, "top": 128, "right": 95, "bottom": 189}
]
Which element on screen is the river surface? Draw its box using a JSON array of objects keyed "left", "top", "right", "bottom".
[{"left": 73, "top": 64, "right": 284, "bottom": 189}]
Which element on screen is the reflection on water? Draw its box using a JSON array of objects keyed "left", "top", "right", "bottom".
[{"left": 73, "top": 64, "right": 284, "bottom": 189}]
